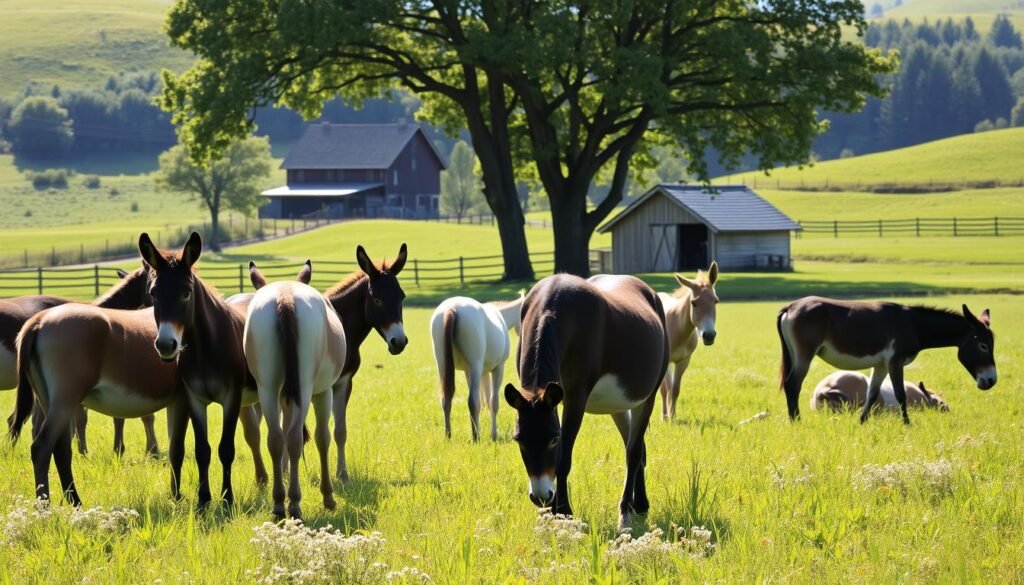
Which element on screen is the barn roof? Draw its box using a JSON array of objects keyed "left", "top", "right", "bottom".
[
  {"left": 260, "top": 183, "right": 383, "bottom": 198},
  {"left": 597, "top": 184, "right": 802, "bottom": 233},
  {"left": 281, "top": 123, "right": 447, "bottom": 170}
]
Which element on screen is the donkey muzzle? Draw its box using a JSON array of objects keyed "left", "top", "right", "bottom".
[
  {"left": 702, "top": 330, "right": 717, "bottom": 346},
  {"left": 976, "top": 367, "right": 997, "bottom": 390},
  {"left": 528, "top": 474, "right": 554, "bottom": 507},
  {"left": 383, "top": 323, "right": 408, "bottom": 355}
]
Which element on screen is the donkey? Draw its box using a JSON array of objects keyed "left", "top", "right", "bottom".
[
  {"left": 1, "top": 267, "right": 159, "bottom": 456},
  {"left": 657, "top": 262, "right": 719, "bottom": 421},
  {"left": 777, "top": 296, "right": 995, "bottom": 424},
  {"left": 430, "top": 294, "right": 522, "bottom": 441},
  {"left": 244, "top": 268, "right": 346, "bottom": 520},
  {"left": 504, "top": 274, "right": 668, "bottom": 530},
  {"left": 810, "top": 370, "right": 949, "bottom": 413}
]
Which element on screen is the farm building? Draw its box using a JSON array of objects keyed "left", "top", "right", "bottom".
[
  {"left": 597, "top": 184, "right": 802, "bottom": 273},
  {"left": 260, "top": 122, "right": 447, "bottom": 219}
]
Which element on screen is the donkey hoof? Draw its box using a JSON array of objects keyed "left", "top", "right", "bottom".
[
  {"left": 272, "top": 508, "right": 286, "bottom": 522},
  {"left": 323, "top": 496, "right": 337, "bottom": 511},
  {"left": 616, "top": 513, "right": 633, "bottom": 534},
  {"left": 336, "top": 471, "right": 350, "bottom": 485},
  {"left": 255, "top": 472, "right": 269, "bottom": 488},
  {"left": 288, "top": 504, "right": 303, "bottom": 520}
]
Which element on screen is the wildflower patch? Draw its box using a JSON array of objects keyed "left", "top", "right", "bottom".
[{"left": 853, "top": 459, "right": 956, "bottom": 496}]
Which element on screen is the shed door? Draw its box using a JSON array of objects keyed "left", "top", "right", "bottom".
[
  {"left": 650, "top": 224, "right": 678, "bottom": 272},
  {"left": 677, "top": 224, "right": 709, "bottom": 270}
]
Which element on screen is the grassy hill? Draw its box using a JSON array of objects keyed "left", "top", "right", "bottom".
[
  {"left": 0, "top": 0, "right": 191, "bottom": 98},
  {"left": 724, "top": 128, "right": 1024, "bottom": 189},
  {"left": 873, "top": 0, "right": 1024, "bottom": 31}
]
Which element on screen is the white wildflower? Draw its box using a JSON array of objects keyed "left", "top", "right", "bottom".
[
  {"left": 250, "top": 519, "right": 389, "bottom": 584},
  {"left": 1, "top": 496, "right": 52, "bottom": 547},
  {"left": 69, "top": 506, "right": 140, "bottom": 535},
  {"left": 854, "top": 459, "right": 955, "bottom": 496},
  {"left": 385, "top": 567, "right": 432, "bottom": 583},
  {"left": 605, "top": 524, "right": 714, "bottom": 577},
  {"left": 534, "top": 510, "right": 588, "bottom": 543}
]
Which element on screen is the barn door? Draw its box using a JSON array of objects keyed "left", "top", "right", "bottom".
[{"left": 650, "top": 224, "right": 678, "bottom": 272}]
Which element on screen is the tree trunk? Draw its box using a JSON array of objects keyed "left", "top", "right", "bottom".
[
  {"left": 209, "top": 205, "right": 221, "bottom": 252},
  {"left": 549, "top": 188, "right": 592, "bottom": 276}
]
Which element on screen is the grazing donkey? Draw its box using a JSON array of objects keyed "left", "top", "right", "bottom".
[
  {"left": 778, "top": 297, "right": 995, "bottom": 424},
  {"left": 505, "top": 274, "right": 668, "bottom": 530},
  {"left": 657, "top": 262, "right": 719, "bottom": 421},
  {"left": 1, "top": 266, "right": 159, "bottom": 456},
  {"left": 810, "top": 370, "right": 949, "bottom": 413},
  {"left": 430, "top": 294, "right": 522, "bottom": 441},
  {"left": 244, "top": 269, "right": 346, "bottom": 520}
]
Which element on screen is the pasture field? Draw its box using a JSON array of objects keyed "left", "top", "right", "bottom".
[
  {"left": 0, "top": 293, "right": 1020, "bottom": 583},
  {"left": 874, "top": 0, "right": 1024, "bottom": 32},
  {"left": 724, "top": 128, "right": 1024, "bottom": 188}
]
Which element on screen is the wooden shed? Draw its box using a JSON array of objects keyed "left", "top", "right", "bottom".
[{"left": 597, "top": 184, "right": 802, "bottom": 273}]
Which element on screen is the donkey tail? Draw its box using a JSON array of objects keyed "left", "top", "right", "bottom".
[
  {"left": 276, "top": 292, "right": 301, "bottom": 407},
  {"left": 776, "top": 307, "right": 792, "bottom": 391},
  {"left": 441, "top": 308, "right": 457, "bottom": 401},
  {"left": 8, "top": 317, "right": 40, "bottom": 443}
]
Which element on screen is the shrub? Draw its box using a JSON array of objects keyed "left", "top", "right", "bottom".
[
  {"left": 974, "top": 119, "right": 995, "bottom": 133},
  {"left": 29, "top": 169, "right": 69, "bottom": 189},
  {"left": 23, "top": 210, "right": 32, "bottom": 217},
  {"left": 83, "top": 175, "right": 101, "bottom": 189},
  {"left": 109, "top": 187, "right": 120, "bottom": 197},
  {"left": 130, "top": 201, "right": 139, "bottom": 212}
]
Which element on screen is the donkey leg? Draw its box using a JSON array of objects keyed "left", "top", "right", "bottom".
[
  {"left": 860, "top": 366, "right": 887, "bottom": 424},
  {"left": 554, "top": 403, "right": 587, "bottom": 517},
  {"left": 466, "top": 367, "right": 482, "bottom": 442},
  {"left": 260, "top": 396, "right": 287, "bottom": 520},
  {"left": 73, "top": 407, "right": 88, "bottom": 455},
  {"left": 218, "top": 392, "right": 242, "bottom": 507},
  {"left": 283, "top": 400, "right": 309, "bottom": 520},
  {"left": 331, "top": 375, "right": 352, "bottom": 483},
  {"left": 112, "top": 417, "right": 126, "bottom": 457},
  {"left": 166, "top": 400, "right": 189, "bottom": 501},
  {"left": 31, "top": 403, "right": 76, "bottom": 504},
  {"left": 619, "top": 395, "right": 657, "bottom": 530},
  {"left": 888, "top": 363, "right": 910, "bottom": 425},
  {"left": 52, "top": 427, "right": 81, "bottom": 507},
  {"left": 240, "top": 404, "right": 268, "bottom": 487},
  {"left": 783, "top": 357, "right": 811, "bottom": 421},
  {"left": 188, "top": 403, "right": 213, "bottom": 509},
  {"left": 440, "top": 375, "right": 454, "bottom": 440},
  {"left": 311, "top": 390, "right": 336, "bottom": 510},
  {"left": 669, "top": 357, "right": 690, "bottom": 421},
  {"left": 141, "top": 414, "right": 160, "bottom": 457},
  {"left": 488, "top": 367, "right": 503, "bottom": 442},
  {"left": 659, "top": 365, "right": 673, "bottom": 421}
]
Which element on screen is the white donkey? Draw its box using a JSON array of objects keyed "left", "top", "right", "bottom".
[
  {"left": 244, "top": 279, "right": 346, "bottom": 520},
  {"left": 430, "top": 295, "right": 523, "bottom": 441}
]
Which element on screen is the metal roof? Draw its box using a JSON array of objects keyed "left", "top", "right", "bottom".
[
  {"left": 260, "top": 183, "right": 384, "bottom": 198},
  {"left": 280, "top": 123, "right": 447, "bottom": 170},
  {"left": 598, "top": 184, "right": 802, "bottom": 233}
]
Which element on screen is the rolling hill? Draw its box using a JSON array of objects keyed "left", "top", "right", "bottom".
[{"left": 872, "top": 0, "right": 1024, "bottom": 31}]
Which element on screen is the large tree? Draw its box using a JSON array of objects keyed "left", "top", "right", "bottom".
[
  {"left": 162, "top": 0, "right": 894, "bottom": 276},
  {"left": 8, "top": 96, "right": 74, "bottom": 159},
  {"left": 441, "top": 140, "right": 485, "bottom": 219},
  {"left": 155, "top": 136, "right": 272, "bottom": 251}
]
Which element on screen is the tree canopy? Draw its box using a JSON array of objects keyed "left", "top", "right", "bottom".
[
  {"left": 163, "top": 0, "right": 895, "bottom": 275},
  {"left": 8, "top": 96, "right": 73, "bottom": 159}
]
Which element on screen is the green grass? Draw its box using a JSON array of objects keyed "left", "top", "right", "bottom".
[
  {"left": 724, "top": 128, "right": 1024, "bottom": 189},
  {"left": 760, "top": 188, "right": 1024, "bottom": 222},
  {"left": 0, "top": 0, "right": 191, "bottom": 98},
  {"left": 1, "top": 293, "right": 1021, "bottom": 583}
]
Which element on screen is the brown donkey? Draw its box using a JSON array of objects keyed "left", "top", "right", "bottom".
[
  {"left": 778, "top": 297, "right": 995, "bottom": 424},
  {"left": 504, "top": 274, "right": 668, "bottom": 530},
  {"left": 657, "top": 262, "right": 719, "bottom": 420},
  {"left": 1, "top": 267, "right": 159, "bottom": 456}
]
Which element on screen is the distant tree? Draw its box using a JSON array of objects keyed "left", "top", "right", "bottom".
[
  {"left": 440, "top": 140, "right": 484, "bottom": 220},
  {"left": 989, "top": 15, "right": 1023, "bottom": 49},
  {"left": 1012, "top": 98, "right": 1024, "bottom": 127},
  {"left": 974, "top": 49, "right": 1016, "bottom": 123},
  {"left": 8, "top": 96, "right": 73, "bottom": 158},
  {"left": 156, "top": 136, "right": 272, "bottom": 251},
  {"left": 974, "top": 119, "right": 995, "bottom": 133}
]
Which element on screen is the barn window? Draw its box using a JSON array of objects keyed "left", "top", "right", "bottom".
[{"left": 393, "top": 170, "right": 399, "bottom": 185}]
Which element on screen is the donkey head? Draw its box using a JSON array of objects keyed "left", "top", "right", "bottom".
[
  {"left": 504, "top": 383, "right": 563, "bottom": 507},
  {"left": 249, "top": 259, "right": 312, "bottom": 290},
  {"left": 918, "top": 381, "right": 950, "bottom": 412},
  {"left": 958, "top": 305, "right": 996, "bottom": 391},
  {"left": 674, "top": 261, "right": 719, "bottom": 346},
  {"left": 110, "top": 261, "right": 154, "bottom": 309},
  {"left": 356, "top": 244, "right": 409, "bottom": 355},
  {"left": 138, "top": 232, "right": 202, "bottom": 362}
]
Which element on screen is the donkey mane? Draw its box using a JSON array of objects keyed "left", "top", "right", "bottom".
[
  {"left": 909, "top": 305, "right": 961, "bottom": 318},
  {"left": 324, "top": 258, "right": 394, "bottom": 299}
]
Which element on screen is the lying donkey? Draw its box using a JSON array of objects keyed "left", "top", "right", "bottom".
[{"left": 810, "top": 370, "right": 949, "bottom": 413}]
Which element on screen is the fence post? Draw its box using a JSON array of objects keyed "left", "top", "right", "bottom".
[
  {"left": 105, "top": 240, "right": 109, "bottom": 259},
  {"left": 37, "top": 267, "right": 43, "bottom": 295},
  {"left": 51, "top": 246, "right": 56, "bottom": 266},
  {"left": 238, "top": 264, "right": 244, "bottom": 293},
  {"left": 459, "top": 257, "right": 464, "bottom": 284},
  {"left": 833, "top": 220, "right": 838, "bottom": 239},
  {"left": 878, "top": 219, "right": 882, "bottom": 238},
  {"left": 414, "top": 259, "right": 420, "bottom": 286},
  {"left": 94, "top": 265, "right": 100, "bottom": 297},
  {"left": 23, "top": 249, "right": 28, "bottom": 268},
  {"left": 953, "top": 217, "right": 958, "bottom": 237},
  {"left": 916, "top": 218, "right": 920, "bottom": 237},
  {"left": 995, "top": 217, "right": 999, "bottom": 236}
]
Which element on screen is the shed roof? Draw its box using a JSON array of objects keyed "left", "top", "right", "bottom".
[
  {"left": 260, "top": 183, "right": 383, "bottom": 198},
  {"left": 281, "top": 123, "right": 447, "bottom": 170},
  {"left": 598, "top": 184, "right": 802, "bottom": 233}
]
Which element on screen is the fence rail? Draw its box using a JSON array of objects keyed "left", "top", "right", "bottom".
[
  {"left": 0, "top": 252, "right": 560, "bottom": 299},
  {"left": 796, "top": 216, "right": 1024, "bottom": 238},
  {"left": 721, "top": 176, "right": 1024, "bottom": 193}
]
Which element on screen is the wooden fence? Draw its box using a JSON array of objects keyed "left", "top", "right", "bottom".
[
  {"left": 796, "top": 217, "right": 1024, "bottom": 238},
  {"left": 0, "top": 252, "right": 561, "bottom": 300}
]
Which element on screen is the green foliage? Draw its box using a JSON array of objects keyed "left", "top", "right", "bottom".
[
  {"left": 8, "top": 96, "right": 73, "bottom": 158},
  {"left": 27, "top": 168, "right": 69, "bottom": 189},
  {"left": 82, "top": 174, "right": 100, "bottom": 189},
  {"left": 1012, "top": 97, "right": 1024, "bottom": 126},
  {"left": 440, "top": 140, "right": 484, "bottom": 219}
]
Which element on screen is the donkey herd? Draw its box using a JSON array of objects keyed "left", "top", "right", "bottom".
[{"left": 0, "top": 232, "right": 998, "bottom": 529}]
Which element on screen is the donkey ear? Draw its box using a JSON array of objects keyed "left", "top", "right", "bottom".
[
  {"left": 389, "top": 243, "right": 408, "bottom": 275},
  {"left": 138, "top": 233, "right": 164, "bottom": 269},
  {"left": 249, "top": 261, "right": 267, "bottom": 290},
  {"left": 674, "top": 274, "right": 697, "bottom": 291},
  {"left": 708, "top": 261, "right": 719, "bottom": 285},
  {"left": 980, "top": 308, "right": 991, "bottom": 327},
  {"left": 115, "top": 268, "right": 129, "bottom": 279},
  {"left": 297, "top": 260, "right": 312, "bottom": 284},
  {"left": 356, "top": 245, "right": 379, "bottom": 277},
  {"left": 962, "top": 304, "right": 979, "bottom": 325},
  {"left": 543, "top": 383, "right": 564, "bottom": 408},
  {"left": 181, "top": 232, "right": 202, "bottom": 268},
  {"left": 504, "top": 383, "right": 526, "bottom": 410}
]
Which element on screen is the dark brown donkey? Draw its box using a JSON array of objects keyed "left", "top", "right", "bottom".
[
  {"left": 777, "top": 296, "right": 997, "bottom": 424},
  {"left": 1, "top": 266, "right": 159, "bottom": 456},
  {"left": 504, "top": 274, "right": 668, "bottom": 531}
]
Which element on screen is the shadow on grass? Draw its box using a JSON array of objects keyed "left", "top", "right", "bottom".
[{"left": 13, "top": 151, "right": 161, "bottom": 176}]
